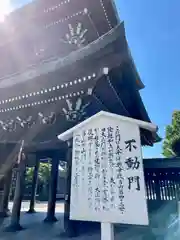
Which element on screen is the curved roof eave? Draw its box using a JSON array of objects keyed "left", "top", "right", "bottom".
[
  {"left": 0, "top": 23, "right": 125, "bottom": 89},
  {"left": 126, "top": 48, "right": 145, "bottom": 90}
]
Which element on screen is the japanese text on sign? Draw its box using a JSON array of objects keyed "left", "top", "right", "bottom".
[{"left": 70, "top": 117, "right": 148, "bottom": 225}]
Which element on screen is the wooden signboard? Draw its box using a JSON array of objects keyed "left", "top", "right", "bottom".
[{"left": 58, "top": 111, "right": 157, "bottom": 240}]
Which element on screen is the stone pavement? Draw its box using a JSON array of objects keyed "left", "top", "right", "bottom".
[
  {"left": 8, "top": 201, "right": 64, "bottom": 213},
  {"left": 0, "top": 201, "right": 65, "bottom": 240},
  {"left": 0, "top": 201, "right": 179, "bottom": 239},
  {"left": 0, "top": 210, "right": 100, "bottom": 240}
]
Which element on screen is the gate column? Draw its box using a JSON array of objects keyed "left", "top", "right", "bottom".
[
  {"left": 0, "top": 169, "right": 12, "bottom": 218},
  {"left": 44, "top": 154, "right": 59, "bottom": 223},
  {"left": 4, "top": 153, "right": 26, "bottom": 232},
  {"left": 61, "top": 141, "right": 78, "bottom": 237},
  {"left": 27, "top": 156, "right": 40, "bottom": 214}
]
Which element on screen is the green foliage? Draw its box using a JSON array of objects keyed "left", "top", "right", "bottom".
[
  {"left": 25, "top": 167, "right": 34, "bottom": 183},
  {"left": 26, "top": 162, "right": 51, "bottom": 185},
  {"left": 38, "top": 162, "right": 51, "bottom": 184},
  {"left": 162, "top": 111, "right": 180, "bottom": 157}
]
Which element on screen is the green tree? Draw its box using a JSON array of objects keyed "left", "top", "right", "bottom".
[
  {"left": 38, "top": 162, "right": 51, "bottom": 184},
  {"left": 163, "top": 111, "right": 180, "bottom": 157},
  {"left": 26, "top": 162, "right": 51, "bottom": 185}
]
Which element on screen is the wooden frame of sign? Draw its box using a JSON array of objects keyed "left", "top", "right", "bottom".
[{"left": 58, "top": 111, "right": 157, "bottom": 240}]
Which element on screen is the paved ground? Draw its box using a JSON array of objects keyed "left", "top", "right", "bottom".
[
  {"left": 0, "top": 201, "right": 178, "bottom": 239},
  {"left": 0, "top": 201, "right": 66, "bottom": 240},
  {"left": 8, "top": 201, "right": 64, "bottom": 213}
]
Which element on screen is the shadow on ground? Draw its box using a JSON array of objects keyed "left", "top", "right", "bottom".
[
  {"left": 0, "top": 212, "right": 64, "bottom": 240},
  {"left": 0, "top": 201, "right": 179, "bottom": 239}
]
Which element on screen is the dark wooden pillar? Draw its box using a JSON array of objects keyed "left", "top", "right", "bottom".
[
  {"left": 44, "top": 154, "right": 59, "bottom": 223},
  {"left": 0, "top": 169, "right": 12, "bottom": 218},
  {"left": 0, "top": 179, "right": 5, "bottom": 218},
  {"left": 4, "top": 159, "right": 26, "bottom": 232},
  {"left": 61, "top": 141, "right": 78, "bottom": 237},
  {"left": 27, "top": 157, "right": 40, "bottom": 214}
]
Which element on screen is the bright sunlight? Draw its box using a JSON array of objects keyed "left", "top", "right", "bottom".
[{"left": 0, "top": 0, "right": 12, "bottom": 22}]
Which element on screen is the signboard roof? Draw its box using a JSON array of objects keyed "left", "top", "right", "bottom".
[{"left": 58, "top": 111, "right": 157, "bottom": 141}]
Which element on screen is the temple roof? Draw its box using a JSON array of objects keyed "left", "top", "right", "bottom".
[
  {"left": 0, "top": 0, "right": 161, "bottom": 182},
  {"left": 0, "top": 24, "right": 125, "bottom": 90},
  {"left": 0, "top": 0, "right": 118, "bottom": 78},
  {"left": 0, "top": 0, "right": 158, "bottom": 148},
  {"left": 0, "top": 0, "right": 144, "bottom": 88}
]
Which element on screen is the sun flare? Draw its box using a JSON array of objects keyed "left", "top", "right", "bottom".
[{"left": 0, "top": 0, "right": 12, "bottom": 22}]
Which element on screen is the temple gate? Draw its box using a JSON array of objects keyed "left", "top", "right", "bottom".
[{"left": 0, "top": 0, "right": 161, "bottom": 236}]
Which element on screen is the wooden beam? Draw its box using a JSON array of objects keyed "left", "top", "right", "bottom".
[{"left": 143, "top": 157, "right": 180, "bottom": 169}]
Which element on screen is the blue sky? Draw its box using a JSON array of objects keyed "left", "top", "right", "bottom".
[
  {"left": 9, "top": 0, "right": 32, "bottom": 9},
  {"left": 7, "top": 0, "right": 180, "bottom": 158},
  {"left": 114, "top": 0, "right": 180, "bottom": 158}
]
